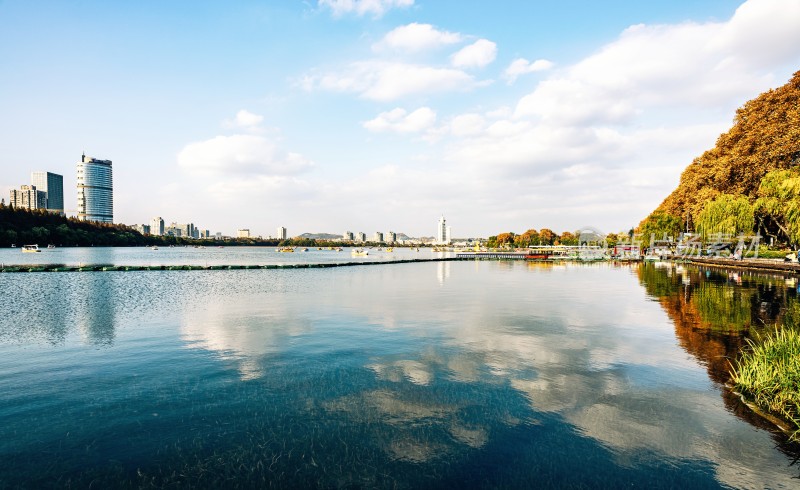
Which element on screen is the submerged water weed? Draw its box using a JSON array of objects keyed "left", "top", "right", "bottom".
[{"left": 731, "top": 327, "right": 800, "bottom": 440}]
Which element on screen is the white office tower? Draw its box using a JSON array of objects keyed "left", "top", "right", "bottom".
[
  {"left": 343, "top": 231, "right": 354, "bottom": 241},
  {"left": 77, "top": 153, "right": 113, "bottom": 223},
  {"left": 150, "top": 217, "right": 165, "bottom": 236},
  {"left": 373, "top": 232, "right": 384, "bottom": 243},
  {"left": 278, "top": 227, "right": 287, "bottom": 240},
  {"left": 437, "top": 216, "right": 451, "bottom": 245},
  {"left": 386, "top": 231, "right": 396, "bottom": 243},
  {"left": 356, "top": 232, "right": 366, "bottom": 242}
]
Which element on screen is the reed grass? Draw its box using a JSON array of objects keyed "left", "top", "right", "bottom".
[{"left": 731, "top": 327, "right": 800, "bottom": 440}]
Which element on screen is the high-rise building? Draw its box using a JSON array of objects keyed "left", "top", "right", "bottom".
[
  {"left": 343, "top": 231, "right": 354, "bottom": 241},
  {"left": 9, "top": 185, "right": 47, "bottom": 210},
  {"left": 373, "top": 232, "right": 384, "bottom": 243},
  {"left": 77, "top": 153, "right": 113, "bottom": 223},
  {"left": 386, "top": 231, "right": 396, "bottom": 243},
  {"left": 176, "top": 223, "right": 195, "bottom": 239},
  {"left": 31, "top": 171, "right": 64, "bottom": 215},
  {"left": 277, "top": 226, "right": 287, "bottom": 240},
  {"left": 356, "top": 232, "right": 366, "bottom": 242},
  {"left": 238, "top": 229, "right": 250, "bottom": 238},
  {"left": 150, "top": 217, "right": 165, "bottom": 236},
  {"left": 437, "top": 216, "right": 450, "bottom": 244}
]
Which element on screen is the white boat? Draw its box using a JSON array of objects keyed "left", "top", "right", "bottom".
[
  {"left": 151, "top": 246, "right": 159, "bottom": 250},
  {"left": 22, "top": 244, "right": 41, "bottom": 253},
  {"left": 47, "top": 244, "right": 56, "bottom": 249},
  {"left": 351, "top": 249, "right": 369, "bottom": 257}
]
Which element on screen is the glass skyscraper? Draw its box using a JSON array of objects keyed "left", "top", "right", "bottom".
[
  {"left": 77, "top": 153, "right": 113, "bottom": 223},
  {"left": 31, "top": 171, "right": 64, "bottom": 214}
]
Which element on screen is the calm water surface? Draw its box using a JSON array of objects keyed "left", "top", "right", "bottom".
[
  {"left": 1, "top": 251, "right": 799, "bottom": 488},
  {"left": 0, "top": 245, "right": 443, "bottom": 267}
]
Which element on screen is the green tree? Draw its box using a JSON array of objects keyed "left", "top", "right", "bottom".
[
  {"left": 639, "top": 212, "right": 682, "bottom": 246},
  {"left": 756, "top": 168, "right": 800, "bottom": 246},
  {"left": 696, "top": 194, "right": 755, "bottom": 239}
]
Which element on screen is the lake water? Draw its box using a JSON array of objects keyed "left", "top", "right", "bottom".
[
  {"left": 1, "top": 249, "right": 799, "bottom": 488},
  {"left": 0, "top": 245, "right": 445, "bottom": 267}
]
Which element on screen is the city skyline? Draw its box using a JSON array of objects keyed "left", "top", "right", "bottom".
[{"left": 1, "top": 1, "right": 799, "bottom": 237}]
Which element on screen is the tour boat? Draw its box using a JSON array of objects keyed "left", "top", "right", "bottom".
[
  {"left": 47, "top": 244, "right": 56, "bottom": 249},
  {"left": 351, "top": 249, "right": 369, "bottom": 257},
  {"left": 278, "top": 247, "right": 294, "bottom": 252},
  {"left": 151, "top": 246, "right": 159, "bottom": 250},
  {"left": 22, "top": 244, "right": 41, "bottom": 253}
]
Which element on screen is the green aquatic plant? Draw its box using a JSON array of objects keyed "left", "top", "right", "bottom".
[{"left": 731, "top": 327, "right": 800, "bottom": 440}]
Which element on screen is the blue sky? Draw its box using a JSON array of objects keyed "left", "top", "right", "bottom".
[{"left": 1, "top": 0, "right": 799, "bottom": 238}]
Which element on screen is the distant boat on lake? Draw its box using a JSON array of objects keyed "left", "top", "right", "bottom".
[{"left": 22, "top": 244, "right": 41, "bottom": 253}]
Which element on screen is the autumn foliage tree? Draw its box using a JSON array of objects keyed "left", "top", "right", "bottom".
[{"left": 644, "top": 70, "right": 800, "bottom": 239}]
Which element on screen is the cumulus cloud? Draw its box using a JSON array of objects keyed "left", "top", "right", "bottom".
[
  {"left": 318, "top": 0, "right": 413, "bottom": 18},
  {"left": 503, "top": 58, "right": 554, "bottom": 84},
  {"left": 515, "top": 0, "right": 800, "bottom": 123},
  {"left": 373, "top": 23, "right": 462, "bottom": 53},
  {"left": 177, "top": 134, "right": 313, "bottom": 177},
  {"left": 300, "top": 61, "right": 477, "bottom": 101},
  {"left": 363, "top": 107, "right": 436, "bottom": 133},
  {"left": 450, "top": 39, "right": 497, "bottom": 69},
  {"left": 222, "top": 109, "right": 264, "bottom": 131}
]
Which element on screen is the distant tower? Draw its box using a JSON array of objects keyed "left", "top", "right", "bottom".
[
  {"left": 437, "top": 216, "right": 450, "bottom": 245},
  {"left": 373, "top": 231, "right": 384, "bottom": 243},
  {"left": 343, "top": 231, "right": 354, "bottom": 241},
  {"left": 278, "top": 226, "right": 287, "bottom": 240},
  {"left": 31, "top": 171, "right": 64, "bottom": 215},
  {"left": 77, "top": 153, "right": 113, "bottom": 223}
]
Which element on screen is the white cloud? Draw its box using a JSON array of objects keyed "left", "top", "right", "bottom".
[
  {"left": 449, "top": 113, "right": 485, "bottom": 136},
  {"left": 177, "top": 134, "right": 313, "bottom": 177},
  {"left": 318, "top": 0, "right": 413, "bottom": 18},
  {"left": 233, "top": 109, "right": 263, "bottom": 128},
  {"left": 363, "top": 107, "right": 436, "bottom": 133},
  {"left": 450, "top": 39, "right": 497, "bottom": 69},
  {"left": 223, "top": 109, "right": 265, "bottom": 131},
  {"left": 514, "top": 0, "right": 800, "bottom": 124},
  {"left": 373, "top": 23, "right": 462, "bottom": 53},
  {"left": 503, "top": 58, "right": 554, "bottom": 84},
  {"left": 302, "top": 61, "right": 477, "bottom": 101}
]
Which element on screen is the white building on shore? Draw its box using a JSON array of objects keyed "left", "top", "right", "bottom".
[{"left": 436, "top": 216, "right": 451, "bottom": 245}]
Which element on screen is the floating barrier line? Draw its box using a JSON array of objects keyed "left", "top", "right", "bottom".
[{"left": 0, "top": 257, "right": 475, "bottom": 273}]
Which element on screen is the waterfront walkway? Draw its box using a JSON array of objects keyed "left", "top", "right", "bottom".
[{"left": 688, "top": 256, "right": 800, "bottom": 274}]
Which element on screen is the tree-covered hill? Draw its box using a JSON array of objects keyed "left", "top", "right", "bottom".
[
  {"left": 0, "top": 204, "right": 150, "bottom": 247},
  {"left": 642, "top": 70, "right": 800, "bottom": 244}
]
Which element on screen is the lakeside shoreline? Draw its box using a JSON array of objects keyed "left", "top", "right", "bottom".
[{"left": 688, "top": 256, "right": 800, "bottom": 275}]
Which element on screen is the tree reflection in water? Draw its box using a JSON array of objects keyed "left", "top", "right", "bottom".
[{"left": 637, "top": 262, "right": 800, "bottom": 459}]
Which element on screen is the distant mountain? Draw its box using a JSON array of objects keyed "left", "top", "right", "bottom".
[{"left": 644, "top": 70, "right": 800, "bottom": 227}]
